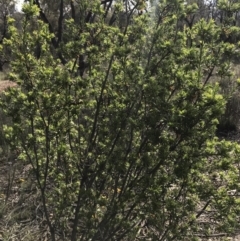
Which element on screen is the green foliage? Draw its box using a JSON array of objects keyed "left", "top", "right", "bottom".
[{"left": 1, "top": 0, "right": 240, "bottom": 240}]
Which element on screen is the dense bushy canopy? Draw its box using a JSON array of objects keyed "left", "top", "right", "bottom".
[{"left": 1, "top": 0, "right": 240, "bottom": 240}]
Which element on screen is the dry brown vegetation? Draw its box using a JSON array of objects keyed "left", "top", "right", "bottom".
[
  {"left": 0, "top": 80, "right": 17, "bottom": 92},
  {"left": 0, "top": 149, "right": 52, "bottom": 240}
]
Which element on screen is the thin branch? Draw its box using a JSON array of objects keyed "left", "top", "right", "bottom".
[{"left": 196, "top": 199, "right": 212, "bottom": 219}]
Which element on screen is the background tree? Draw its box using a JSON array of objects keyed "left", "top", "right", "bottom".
[
  {"left": 1, "top": 0, "right": 240, "bottom": 240},
  {"left": 211, "top": 0, "right": 240, "bottom": 133},
  {"left": 0, "top": 0, "right": 15, "bottom": 72}
]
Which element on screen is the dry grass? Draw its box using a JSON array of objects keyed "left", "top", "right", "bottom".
[{"left": 0, "top": 154, "right": 49, "bottom": 241}]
